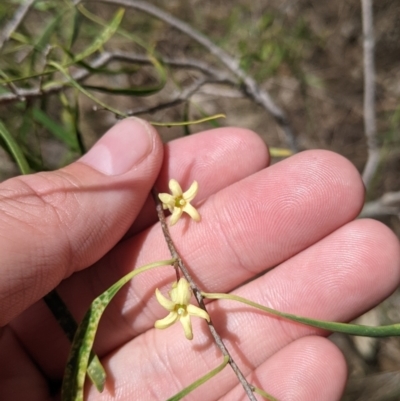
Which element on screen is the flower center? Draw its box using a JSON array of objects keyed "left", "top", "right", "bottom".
[
  {"left": 175, "top": 197, "right": 186, "bottom": 207},
  {"left": 176, "top": 304, "right": 187, "bottom": 316}
]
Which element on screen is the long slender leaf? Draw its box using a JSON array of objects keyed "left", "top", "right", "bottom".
[
  {"left": 202, "top": 292, "right": 400, "bottom": 337},
  {"left": 48, "top": 61, "right": 126, "bottom": 117},
  {"left": 61, "top": 259, "right": 175, "bottom": 401},
  {"left": 69, "top": 7, "right": 83, "bottom": 50},
  {"left": 269, "top": 147, "right": 293, "bottom": 157},
  {"left": 43, "top": 291, "right": 106, "bottom": 392},
  {"left": 0, "top": 119, "right": 30, "bottom": 174},
  {"left": 167, "top": 356, "right": 229, "bottom": 401},
  {"left": 32, "top": 107, "right": 79, "bottom": 150},
  {"left": 82, "top": 82, "right": 162, "bottom": 96},
  {"left": 72, "top": 8, "right": 124, "bottom": 64},
  {"left": 30, "top": 10, "right": 66, "bottom": 72},
  {"left": 77, "top": 4, "right": 148, "bottom": 50},
  {"left": 253, "top": 386, "right": 280, "bottom": 401},
  {"left": 150, "top": 114, "right": 226, "bottom": 127},
  {"left": 0, "top": 8, "right": 124, "bottom": 86},
  {"left": 82, "top": 53, "right": 167, "bottom": 97}
]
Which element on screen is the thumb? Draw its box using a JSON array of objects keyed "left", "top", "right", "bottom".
[{"left": 0, "top": 118, "right": 163, "bottom": 325}]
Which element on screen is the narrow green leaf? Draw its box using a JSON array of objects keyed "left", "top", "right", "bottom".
[
  {"left": 150, "top": 114, "right": 226, "bottom": 127},
  {"left": 202, "top": 292, "right": 400, "bottom": 337},
  {"left": 32, "top": 107, "right": 79, "bottom": 150},
  {"left": 30, "top": 11, "right": 66, "bottom": 71},
  {"left": 82, "top": 54, "right": 168, "bottom": 98},
  {"left": 253, "top": 386, "right": 280, "bottom": 401},
  {"left": 59, "top": 91, "right": 85, "bottom": 155},
  {"left": 48, "top": 61, "right": 126, "bottom": 118},
  {"left": 0, "top": 8, "right": 123, "bottom": 86},
  {"left": 43, "top": 291, "right": 106, "bottom": 392},
  {"left": 193, "top": 105, "right": 223, "bottom": 129},
  {"left": 72, "top": 8, "right": 125, "bottom": 64},
  {"left": 61, "top": 259, "right": 175, "bottom": 401},
  {"left": 0, "top": 119, "right": 30, "bottom": 174},
  {"left": 82, "top": 82, "right": 162, "bottom": 96},
  {"left": 69, "top": 8, "right": 83, "bottom": 49},
  {"left": 167, "top": 356, "right": 229, "bottom": 401},
  {"left": 269, "top": 147, "right": 293, "bottom": 157},
  {"left": 77, "top": 4, "right": 148, "bottom": 50},
  {"left": 182, "top": 102, "right": 191, "bottom": 136}
]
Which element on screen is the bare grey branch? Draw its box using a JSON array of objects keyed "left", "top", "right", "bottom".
[
  {"left": 361, "top": 0, "right": 379, "bottom": 189},
  {"left": 126, "top": 77, "right": 232, "bottom": 116},
  {"left": 152, "top": 189, "right": 258, "bottom": 401},
  {"left": 0, "top": 51, "right": 234, "bottom": 105},
  {"left": 360, "top": 191, "right": 400, "bottom": 218},
  {"left": 0, "top": 0, "right": 36, "bottom": 51},
  {"left": 96, "top": 0, "right": 298, "bottom": 151}
]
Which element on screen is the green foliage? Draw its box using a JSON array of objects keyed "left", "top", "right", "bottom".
[
  {"left": 61, "top": 259, "right": 175, "bottom": 401},
  {"left": 0, "top": 119, "right": 30, "bottom": 174},
  {"left": 0, "top": 2, "right": 168, "bottom": 174},
  {"left": 220, "top": 6, "right": 314, "bottom": 81}
]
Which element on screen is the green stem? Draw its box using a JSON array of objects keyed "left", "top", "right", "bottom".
[
  {"left": 202, "top": 292, "right": 400, "bottom": 337},
  {"left": 166, "top": 356, "right": 229, "bottom": 401}
]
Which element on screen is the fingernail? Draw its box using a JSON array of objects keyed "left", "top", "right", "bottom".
[{"left": 79, "top": 118, "right": 153, "bottom": 176}]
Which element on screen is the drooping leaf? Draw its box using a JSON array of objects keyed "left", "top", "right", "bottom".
[
  {"left": 32, "top": 107, "right": 79, "bottom": 151},
  {"left": 77, "top": 4, "right": 148, "bottom": 50},
  {"left": 48, "top": 61, "right": 126, "bottom": 118},
  {"left": 202, "top": 292, "right": 400, "bottom": 337},
  {"left": 83, "top": 52, "right": 167, "bottom": 97},
  {"left": 30, "top": 10, "right": 66, "bottom": 72},
  {"left": 61, "top": 259, "right": 175, "bottom": 401},
  {"left": 69, "top": 7, "right": 83, "bottom": 50},
  {"left": 252, "top": 386, "right": 280, "bottom": 401},
  {"left": 150, "top": 114, "right": 225, "bottom": 127},
  {"left": 0, "top": 119, "right": 30, "bottom": 174},
  {"left": 72, "top": 8, "right": 125, "bottom": 64},
  {"left": 43, "top": 291, "right": 106, "bottom": 392}
]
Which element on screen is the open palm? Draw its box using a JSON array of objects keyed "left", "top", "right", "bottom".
[{"left": 2, "top": 118, "right": 399, "bottom": 401}]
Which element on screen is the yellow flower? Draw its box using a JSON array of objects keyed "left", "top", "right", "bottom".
[
  {"left": 158, "top": 179, "right": 201, "bottom": 226},
  {"left": 154, "top": 278, "right": 210, "bottom": 340}
]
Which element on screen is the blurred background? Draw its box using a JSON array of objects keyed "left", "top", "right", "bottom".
[{"left": 0, "top": 1, "right": 399, "bottom": 399}]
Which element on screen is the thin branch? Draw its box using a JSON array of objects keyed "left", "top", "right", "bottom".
[
  {"left": 96, "top": 0, "right": 298, "bottom": 151},
  {"left": 110, "top": 51, "right": 234, "bottom": 80},
  {"left": 360, "top": 191, "right": 400, "bottom": 218},
  {"left": 0, "top": 51, "right": 234, "bottom": 105},
  {"left": 0, "top": 51, "right": 112, "bottom": 104},
  {"left": 361, "top": 0, "right": 379, "bottom": 188},
  {"left": 0, "top": 0, "right": 36, "bottom": 51},
  {"left": 151, "top": 189, "right": 257, "bottom": 401},
  {"left": 126, "top": 77, "right": 232, "bottom": 116}
]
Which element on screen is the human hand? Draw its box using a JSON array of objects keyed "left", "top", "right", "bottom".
[{"left": 2, "top": 118, "right": 399, "bottom": 400}]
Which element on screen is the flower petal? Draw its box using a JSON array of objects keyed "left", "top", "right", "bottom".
[
  {"left": 179, "top": 314, "right": 193, "bottom": 340},
  {"left": 169, "top": 207, "right": 183, "bottom": 226},
  {"left": 158, "top": 193, "right": 175, "bottom": 207},
  {"left": 155, "top": 288, "right": 175, "bottom": 311},
  {"left": 187, "top": 304, "right": 210, "bottom": 322},
  {"left": 155, "top": 312, "right": 179, "bottom": 329},
  {"left": 171, "top": 278, "right": 191, "bottom": 305},
  {"left": 168, "top": 179, "right": 183, "bottom": 197},
  {"left": 182, "top": 181, "right": 198, "bottom": 202},
  {"left": 182, "top": 203, "right": 201, "bottom": 222}
]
